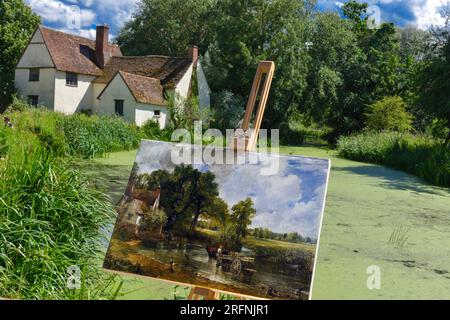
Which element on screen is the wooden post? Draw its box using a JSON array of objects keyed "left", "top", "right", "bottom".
[
  {"left": 231, "top": 61, "right": 275, "bottom": 152},
  {"left": 187, "top": 286, "right": 220, "bottom": 300}
]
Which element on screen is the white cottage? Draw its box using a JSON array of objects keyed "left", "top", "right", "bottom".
[{"left": 14, "top": 25, "right": 210, "bottom": 129}]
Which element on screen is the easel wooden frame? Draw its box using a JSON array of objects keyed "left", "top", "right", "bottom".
[{"left": 231, "top": 61, "right": 276, "bottom": 152}]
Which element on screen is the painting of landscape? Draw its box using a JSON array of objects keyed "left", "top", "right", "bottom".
[{"left": 104, "top": 140, "right": 330, "bottom": 300}]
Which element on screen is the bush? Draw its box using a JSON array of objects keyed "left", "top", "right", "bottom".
[
  {"left": 140, "top": 119, "right": 174, "bottom": 142},
  {"left": 366, "top": 96, "right": 413, "bottom": 132},
  {"left": 0, "top": 139, "right": 116, "bottom": 299},
  {"left": 279, "top": 123, "right": 306, "bottom": 146},
  {"left": 337, "top": 131, "right": 450, "bottom": 187}
]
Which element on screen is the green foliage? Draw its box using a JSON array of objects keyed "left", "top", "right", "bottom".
[
  {"left": 0, "top": 138, "right": 115, "bottom": 299},
  {"left": 337, "top": 131, "right": 450, "bottom": 187},
  {"left": 210, "top": 90, "right": 245, "bottom": 131},
  {"left": 60, "top": 114, "right": 141, "bottom": 158},
  {"left": 0, "top": 0, "right": 40, "bottom": 111},
  {"left": 139, "top": 209, "right": 167, "bottom": 233},
  {"left": 116, "top": 0, "right": 213, "bottom": 56},
  {"left": 141, "top": 119, "right": 163, "bottom": 140},
  {"left": 167, "top": 92, "right": 211, "bottom": 131},
  {"left": 366, "top": 96, "right": 413, "bottom": 132},
  {"left": 279, "top": 122, "right": 306, "bottom": 146},
  {"left": 415, "top": 18, "right": 450, "bottom": 146},
  {"left": 230, "top": 198, "right": 256, "bottom": 239},
  {"left": 3, "top": 107, "right": 142, "bottom": 159}
]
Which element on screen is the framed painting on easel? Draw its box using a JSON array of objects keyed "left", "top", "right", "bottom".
[{"left": 103, "top": 140, "right": 330, "bottom": 300}]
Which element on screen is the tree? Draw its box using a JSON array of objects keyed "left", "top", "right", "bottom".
[
  {"left": 0, "top": 0, "right": 40, "bottom": 111},
  {"left": 301, "top": 12, "right": 367, "bottom": 142},
  {"left": 206, "top": 0, "right": 312, "bottom": 128},
  {"left": 230, "top": 198, "right": 256, "bottom": 239},
  {"left": 415, "top": 11, "right": 450, "bottom": 146},
  {"left": 341, "top": 0, "right": 369, "bottom": 37},
  {"left": 366, "top": 96, "right": 413, "bottom": 132},
  {"left": 116, "top": 0, "right": 214, "bottom": 56}
]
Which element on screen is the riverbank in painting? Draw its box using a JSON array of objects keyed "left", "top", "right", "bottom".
[{"left": 104, "top": 232, "right": 315, "bottom": 300}]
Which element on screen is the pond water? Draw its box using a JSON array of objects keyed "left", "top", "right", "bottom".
[{"left": 136, "top": 240, "right": 311, "bottom": 297}]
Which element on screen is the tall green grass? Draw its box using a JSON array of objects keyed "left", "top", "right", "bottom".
[
  {"left": 337, "top": 131, "right": 450, "bottom": 188},
  {"left": 0, "top": 132, "right": 119, "bottom": 299},
  {"left": 4, "top": 108, "right": 142, "bottom": 159}
]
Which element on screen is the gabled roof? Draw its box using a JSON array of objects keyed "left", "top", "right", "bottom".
[
  {"left": 39, "top": 26, "right": 122, "bottom": 76},
  {"left": 92, "top": 56, "right": 192, "bottom": 88},
  {"left": 118, "top": 71, "right": 166, "bottom": 106}
]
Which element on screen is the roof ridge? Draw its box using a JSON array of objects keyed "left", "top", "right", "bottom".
[
  {"left": 39, "top": 25, "right": 120, "bottom": 47},
  {"left": 112, "top": 55, "right": 188, "bottom": 59}
]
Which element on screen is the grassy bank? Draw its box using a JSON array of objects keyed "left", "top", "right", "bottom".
[
  {"left": 337, "top": 131, "right": 450, "bottom": 188},
  {"left": 3, "top": 107, "right": 142, "bottom": 159},
  {"left": 82, "top": 146, "right": 450, "bottom": 299}
]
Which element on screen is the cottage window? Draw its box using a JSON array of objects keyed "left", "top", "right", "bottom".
[
  {"left": 114, "top": 100, "right": 124, "bottom": 116},
  {"left": 154, "top": 110, "right": 161, "bottom": 118},
  {"left": 66, "top": 72, "right": 78, "bottom": 87},
  {"left": 28, "top": 95, "right": 39, "bottom": 107},
  {"left": 29, "top": 68, "right": 40, "bottom": 82}
]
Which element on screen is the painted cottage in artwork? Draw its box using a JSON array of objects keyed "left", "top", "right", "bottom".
[{"left": 15, "top": 25, "right": 210, "bottom": 129}]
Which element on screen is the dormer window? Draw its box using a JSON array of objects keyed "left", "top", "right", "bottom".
[
  {"left": 29, "top": 68, "right": 40, "bottom": 82},
  {"left": 66, "top": 72, "right": 78, "bottom": 87}
]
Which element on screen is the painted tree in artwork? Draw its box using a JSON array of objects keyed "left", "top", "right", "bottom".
[{"left": 230, "top": 198, "right": 256, "bottom": 239}]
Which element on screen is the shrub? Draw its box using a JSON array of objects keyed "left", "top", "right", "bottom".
[
  {"left": 337, "top": 131, "right": 450, "bottom": 187},
  {"left": 366, "top": 96, "right": 414, "bottom": 132},
  {"left": 0, "top": 139, "right": 116, "bottom": 299},
  {"left": 279, "top": 123, "right": 306, "bottom": 146},
  {"left": 141, "top": 119, "right": 162, "bottom": 139}
]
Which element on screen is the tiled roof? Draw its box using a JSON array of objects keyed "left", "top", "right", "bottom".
[
  {"left": 38, "top": 26, "right": 194, "bottom": 106},
  {"left": 118, "top": 71, "right": 166, "bottom": 106},
  {"left": 39, "top": 26, "right": 122, "bottom": 76},
  {"left": 93, "top": 56, "right": 192, "bottom": 88}
]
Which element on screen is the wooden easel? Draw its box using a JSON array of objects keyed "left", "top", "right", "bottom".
[
  {"left": 187, "top": 286, "right": 221, "bottom": 300},
  {"left": 230, "top": 61, "right": 276, "bottom": 152},
  {"left": 188, "top": 61, "right": 275, "bottom": 301}
]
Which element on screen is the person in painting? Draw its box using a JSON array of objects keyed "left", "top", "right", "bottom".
[{"left": 216, "top": 245, "right": 224, "bottom": 267}]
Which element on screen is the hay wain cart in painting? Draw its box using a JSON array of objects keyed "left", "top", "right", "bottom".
[{"left": 207, "top": 246, "right": 256, "bottom": 278}]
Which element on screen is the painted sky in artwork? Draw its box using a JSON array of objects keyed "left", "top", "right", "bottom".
[{"left": 134, "top": 140, "right": 330, "bottom": 239}]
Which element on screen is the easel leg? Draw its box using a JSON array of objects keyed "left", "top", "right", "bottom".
[{"left": 188, "top": 287, "right": 220, "bottom": 300}]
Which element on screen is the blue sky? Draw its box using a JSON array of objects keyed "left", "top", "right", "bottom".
[
  {"left": 134, "top": 140, "right": 330, "bottom": 239},
  {"left": 26, "top": 0, "right": 449, "bottom": 39}
]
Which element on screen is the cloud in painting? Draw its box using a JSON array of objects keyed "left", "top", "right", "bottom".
[{"left": 134, "top": 141, "right": 330, "bottom": 239}]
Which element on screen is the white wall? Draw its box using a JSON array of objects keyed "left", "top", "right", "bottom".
[
  {"left": 14, "top": 68, "right": 56, "bottom": 109},
  {"left": 98, "top": 73, "right": 169, "bottom": 128},
  {"left": 16, "top": 29, "right": 54, "bottom": 68},
  {"left": 15, "top": 28, "right": 56, "bottom": 109},
  {"left": 54, "top": 71, "right": 96, "bottom": 114},
  {"left": 92, "top": 83, "right": 106, "bottom": 112},
  {"left": 197, "top": 61, "right": 211, "bottom": 109},
  {"left": 175, "top": 63, "right": 194, "bottom": 99}
]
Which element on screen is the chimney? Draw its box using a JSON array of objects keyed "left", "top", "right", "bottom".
[
  {"left": 188, "top": 45, "right": 198, "bottom": 64},
  {"left": 95, "top": 25, "right": 109, "bottom": 68}
]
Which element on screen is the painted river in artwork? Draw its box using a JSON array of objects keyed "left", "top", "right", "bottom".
[{"left": 135, "top": 240, "right": 312, "bottom": 297}]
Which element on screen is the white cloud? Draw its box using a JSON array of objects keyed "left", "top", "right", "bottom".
[
  {"left": 27, "top": 0, "right": 96, "bottom": 28},
  {"left": 412, "top": 0, "right": 448, "bottom": 29}
]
